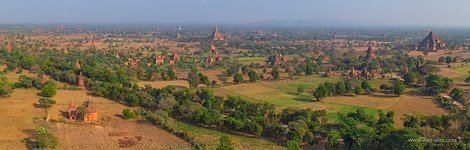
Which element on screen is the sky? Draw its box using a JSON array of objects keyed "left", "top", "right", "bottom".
[{"left": 0, "top": 0, "right": 469, "bottom": 26}]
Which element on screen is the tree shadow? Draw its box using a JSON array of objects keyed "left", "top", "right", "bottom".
[
  {"left": 294, "top": 95, "right": 314, "bottom": 102},
  {"left": 115, "top": 114, "right": 125, "bottom": 119},
  {"left": 406, "top": 89, "right": 428, "bottom": 96},
  {"left": 368, "top": 94, "right": 398, "bottom": 98},
  {"left": 21, "top": 129, "right": 36, "bottom": 150},
  {"left": 32, "top": 103, "right": 50, "bottom": 108},
  {"left": 59, "top": 110, "right": 68, "bottom": 118}
]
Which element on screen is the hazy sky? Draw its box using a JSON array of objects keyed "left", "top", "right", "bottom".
[{"left": 0, "top": 0, "right": 469, "bottom": 26}]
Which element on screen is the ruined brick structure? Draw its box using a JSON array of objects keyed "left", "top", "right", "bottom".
[
  {"left": 418, "top": 31, "right": 445, "bottom": 51},
  {"left": 78, "top": 72, "right": 85, "bottom": 87},
  {"left": 63, "top": 46, "right": 68, "bottom": 54},
  {"left": 207, "top": 42, "right": 223, "bottom": 64},
  {"left": 67, "top": 100, "right": 77, "bottom": 120},
  {"left": 58, "top": 22, "right": 65, "bottom": 31},
  {"left": 169, "top": 51, "right": 180, "bottom": 65},
  {"left": 212, "top": 25, "right": 224, "bottom": 41},
  {"left": 5, "top": 41, "right": 12, "bottom": 52},
  {"left": 115, "top": 53, "right": 120, "bottom": 59},
  {"left": 364, "top": 44, "right": 376, "bottom": 60},
  {"left": 67, "top": 98, "right": 98, "bottom": 122},
  {"left": 155, "top": 55, "right": 164, "bottom": 65},
  {"left": 76, "top": 60, "right": 81, "bottom": 70},
  {"left": 41, "top": 73, "right": 49, "bottom": 85},
  {"left": 350, "top": 67, "right": 360, "bottom": 78},
  {"left": 267, "top": 53, "right": 285, "bottom": 66},
  {"left": 361, "top": 67, "right": 372, "bottom": 79},
  {"left": 125, "top": 58, "right": 139, "bottom": 68},
  {"left": 83, "top": 98, "right": 98, "bottom": 122},
  {"left": 324, "top": 67, "right": 333, "bottom": 77}
]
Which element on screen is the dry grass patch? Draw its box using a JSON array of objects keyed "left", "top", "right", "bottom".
[{"left": 139, "top": 80, "right": 189, "bottom": 89}]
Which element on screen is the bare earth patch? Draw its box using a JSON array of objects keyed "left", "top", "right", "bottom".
[{"left": 49, "top": 120, "right": 190, "bottom": 150}]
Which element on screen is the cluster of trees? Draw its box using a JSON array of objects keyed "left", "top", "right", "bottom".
[
  {"left": 425, "top": 74, "right": 454, "bottom": 95},
  {"left": 187, "top": 67, "right": 213, "bottom": 88},
  {"left": 279, "top": 56, "right": 321, "bottom": 77},
  {"left": 438, "top": 56, "right": 459, "bottom": 64},
  {"left": 313, "top": 79, "right": 406, "bottom": 101}
]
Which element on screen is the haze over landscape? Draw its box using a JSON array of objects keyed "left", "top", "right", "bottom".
[{"left": 1, "top": 0, "right": 469, "bottom": 26}]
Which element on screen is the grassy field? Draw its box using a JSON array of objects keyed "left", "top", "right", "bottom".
[
  {"left": 139, "top": 80, "right": 189, "bottom": 89},
  {"left": 450, "top": 65, "right": 470, "bottom": 82},
  {"left": 0, "top": 71, "right": 191, "bottom": 149},
  {"left": 168, "top": 119, "right": 284, "bottom": 150},
  {"left": 212, "top": 75, "right": 341, "bottom": 107},
  {"left": 211, "top": 75, "right": 445, "bottom": 127},
  {"left": 236, "top": 57, "right": 267, "bottom": 63}
]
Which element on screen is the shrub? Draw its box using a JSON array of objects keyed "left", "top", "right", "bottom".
[
  {"left": 216, "top": 134, "right": 234, "bottom": 150},
  {"left": 41, "top": 83, "right": 57, "bottom": 98},
  {"left": 297, "top": 85, "right": 306, "bottom": 93},
  {"left": 122, "top": 108, "right": 136, "bottom": 119},
  {"left": 35, "top": 127, "right": 58, "bottom": 149}
]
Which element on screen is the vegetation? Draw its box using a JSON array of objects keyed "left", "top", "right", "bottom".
[
  {"left": 0, "top": 76, "right": 13, "bottom": 98},
  {"left": 122, "top": 108, "right": 136, "bottom": 119},
  {"left": 40, "top": 83, "right": 57, "bottom": 98},
  {"left": 216, "top": 135, "right": 234, "bottom": 150},
  {"left": 34, "top": 127, "right": 58, "bottom": 149}
]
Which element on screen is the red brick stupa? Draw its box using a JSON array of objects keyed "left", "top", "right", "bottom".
[{"left": 212, "top": 25, "right": 224, "bottom": 41}]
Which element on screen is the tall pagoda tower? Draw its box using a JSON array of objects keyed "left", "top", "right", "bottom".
[{"left": 212, "top": 25, "right": 224, "bottom": 41}]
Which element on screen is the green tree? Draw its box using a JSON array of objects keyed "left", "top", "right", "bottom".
[
  {"left": 233, "top": 73, "right": 244, "bottom": 84},
  {"left": 381, "top": 128, "right": 424, "bottom": 150},
  {"left": 391, "top": 81, "right": 406, "bottom": 96},
  {"left": 167, "top": 68, "right": 177, "bottom": 80},
  {"left": 187, "top": 69, "right": 200, "bottom": 88},
  {"left": 326, "top": 130, "right": 340, "bottom": 149},
  {"left": 216, "top": 134, "right": 234, "bottom": 150},
  {"left": 35, "top": 127, "right": 58, "bottom": 149},
  {"left": 445, "top": 56, "right": 453, "bottom": 64},
  {"left": 404, "top": 72, "right": 417, "bottom": 85},
  {"left": 345, "top": 80, "right": 353, "bottom": 93},
  {"left": 0, "top": 76, "right": 13, "bottom": 98},
  {"left": 271, "top": 67, "right": 280, "bottom": 80},
  {"left": 336, "top": 81, "right": 346, "bottom": 95},
  {"left": 287, "top": 140, "right": 301, "bottom": 150},
  {"left": 122, "top": 108, "right": 136, "bottom": 119},
  {"left": 361, "top": 80, "right": 372, "bottom": 93},
  {"left": 313, "top": 84, "right": 328, "bottom": 101},
  {"left": 248, "top": 70, "right": 259, "bottom": 82},
  {"left": 41, "top": 83, "right": 57, "bottom": 98},
  {"left": 449, "top": 87, "right": 465, "bottom": 103},
  {"left": 297, "top": 85, "right": 306, "bottom": 94},
  {"left": 198, "top": 73, "right": 210, "bottom": 86},
  {"left": 305, "top": 62, "right": 314, "bottom": 75},
  {"left": 241, "top": 65, "right": 249, "bottom": 74},
  {"left": 354, "top": 84, "right": 363, "bottom": 95}
]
